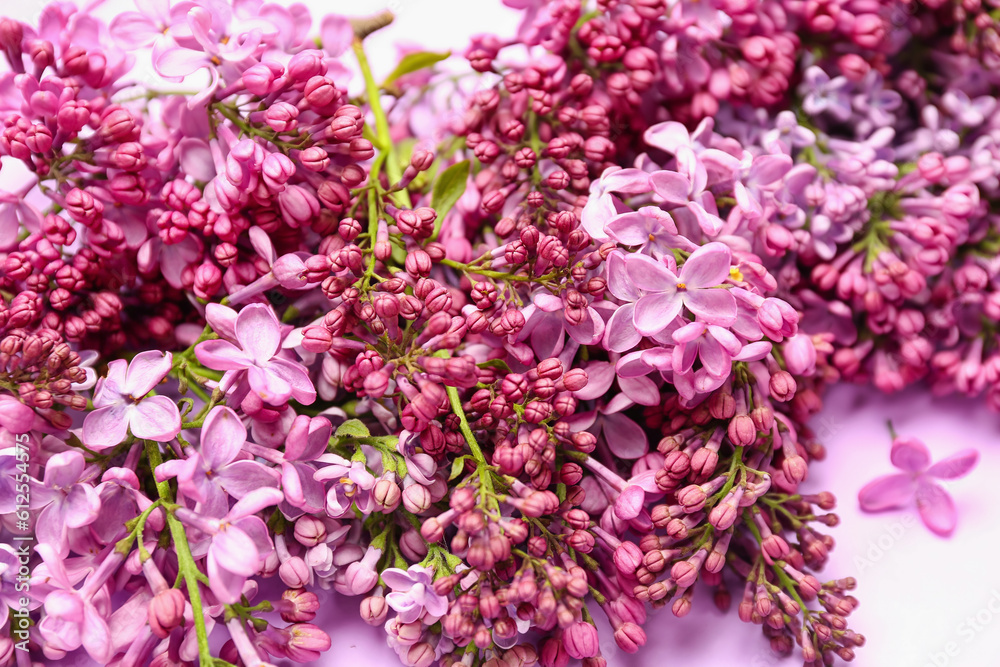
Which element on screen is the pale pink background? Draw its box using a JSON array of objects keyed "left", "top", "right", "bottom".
[{"left": 4, "top": 1, "right": 1000, "bottom": 665}]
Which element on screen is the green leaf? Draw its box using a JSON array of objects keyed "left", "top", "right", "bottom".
[
  {"left": 382, "top": 50, "right": 450, "bottom": 89},
  {"left": 449, "top": 455, "right": 471, "bottom": 481},
  {"left": 430, "top": 160, "right": 470, "bottom": 239},
  {"left": 477, "top": 358, "right": 512, "bottom": 374},
  {"left": 336, "top": 419, "right": 371, "bottom": 438}
]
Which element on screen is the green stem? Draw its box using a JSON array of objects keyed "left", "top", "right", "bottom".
[
  {"left": 353, "top": 38, "right": 412, "bottom": 208},
  {"left": 145, "top": 440, "right": 214, "bottom": 665},
  {"left": 446, "top": 385, "right": 497, "bottom": 509}
]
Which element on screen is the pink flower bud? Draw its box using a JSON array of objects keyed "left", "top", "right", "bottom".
[
  {"left": 563, "top": 621, "right": 600, "bottom": 659},
  {"left": 373, "top": 477, "right": 402, "bottom": 512},
  {"left": 280, "top": 588, "right": 320, "bottom": 622},
  {"left": 148, "top": 589, "right": 186, "bottom": 638},
  {"left": 727, "top": 413, "right": 756, "bottom": 447},
  {"left": 286, "top": 624, "right": 332, "bottom": 662},
  {"left": 613, "top": 622, "right": 646, "bottom": 653},
  {"left": 243, "top": 62, "right": 283, "bottom": 95},
  {"left": 279, "top": 557, "right": 311, "bottom": 588},
  {"left": 293, "top": 516, "right": 327, "bottom": 547},
  {"left": 402, "top": 483, "right": 432, "bottom": 514},
  {"left": 361, "top": 595, "right": 388, "bottom": 625}
]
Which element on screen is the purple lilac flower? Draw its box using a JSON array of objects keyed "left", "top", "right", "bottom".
[
  {"left": 155, "top": 406, "right": 280, "bottom": 516},
  {"left": 381, "top": 565, "right": 449, "bottom": 623},
  {"left": 82, "top": 350, "right": 181, "bottom": 449},
  {"left": 859, "top": 435, "right": 978, "bottom": 536},
  {"left": 196, "top": 303, "right": 316, "bottom": 406}
]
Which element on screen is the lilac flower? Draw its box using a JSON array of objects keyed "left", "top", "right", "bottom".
[
  {"left": 562, "top": 393, "right": 649, "bottom": 459},
  {"left": 195, "top": 303, "right": 316, "bottom": 406},
  {"left": 29, "top": 450, "right": 101, "bottom": 556},
  {"left": 227, "top": 226, "right": 315, "bottom": 304},
  {"left": 670, "top": 321, "right": 744, "bottom": 380},
  {"left": 109, "top": 0, "right": 177, "bottom": 50},
  {"left": 941, "top": 90, "right": 997, "bottom": 127},
  {"left": 517, "top": 291, "right": 605, "bottom": 359},
  {"left": 580, "top": 167, "right": 652, "bottom": 241},
  {"left": 801, "top": 66, "right": 852, "bottom": 121},
  {"left": 0, "top": 545, "right": 26, "bottom": 627},
  {"left": 605, "top": 206, "right": 697, "bottom": 259},
  {"left": 0, "top": 395, "right": 36, "bottom": 434},
  {"left": 314, "top": 454, "right": 376, "bottom": 518},
  {"left": 859, "top": 435, "right": 978, "bottom": 536},
  {"left": 278, "top": 415, "right": 333, "bottom": 515},
  {"left": 82, "top": 350, "right": 181, "bottom": 449},
  {"left": 615, "top": 242, "right": 737, "bottom": 341},
  {"left": 154, "top": 406, "right": 279, "bottom": 516},
  {"left": 31, "top": 544, "right": 119, "bottom": 663},
  {"left": 733, "top": 152, "right": 793, "bottom": 220},
  {"left": 176, "top": 487, "right": 283, "bottom": 603},
  {"left": 852, "top": 73, "right": 902, "bottom": 129},
  {"left": 382, "top": 565, "right": 449, "bottom": 623},
  {"left": 153, "top": 4, "right": 264, "bottom": 105},
  {"left": 761, "top": 111, "right": 815, "bottom": 152}
]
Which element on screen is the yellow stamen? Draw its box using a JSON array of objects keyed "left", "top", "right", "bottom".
[
  {"left": 676, "top": 282, "right": 687, "bottom": 291},
  {"left": 730, "top": 266, "right": 744, "bottom": 282}
]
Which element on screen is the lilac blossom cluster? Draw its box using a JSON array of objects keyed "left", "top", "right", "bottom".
[{"left": 0, "top": 0, "right": 998, "bottom": 666}]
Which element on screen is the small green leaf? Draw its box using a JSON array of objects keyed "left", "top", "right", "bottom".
[
  {"left": 336, "top": 419, "right": 371, "bottom": 438},
  {"left": 477, "top": 359, "right": 512, "bottom": 374},
  {"left": 449, "top": 455, "right": 471, "bottom": 481},
  {"left": 430, "top": 160, "right": 470, "bottom": 239},
  {"left": 382, "top": 50, "right": 450, "bottom": 89}
]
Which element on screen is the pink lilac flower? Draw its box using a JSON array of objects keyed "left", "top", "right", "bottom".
[
  {"left": 0, "top": 395, "right": 36, "bottom": 433},
  {"left": 313, "top": 455, "right": 376, "bottom": 518},
  {"left": 859, "top": 434, "right": 979, "bottom": 536},
  {"left": 154, "top": 406, "right": 280, "bottom": 516},
  {"left": 381, "top": 564, "right": 449, "bottom": 623},
  {"left": 605, "top": 243, "right": 737, "bottom": 349},
  {"left": 28, "top": 450, "right": 101, "bottom": 556},
  {"left": 31, "top": 544, "right": 120, "bottom": 663},
  {"left": 195, "top": 303, "right": 316, "bottom": 406},
  {"left": 175, "top": 487, "right": 283, "bottom": 603},
  {"left": 82, "top": 350, "right": 181, "bottom": 449}
]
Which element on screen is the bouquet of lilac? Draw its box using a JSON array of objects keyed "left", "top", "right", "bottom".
[{"left": 0, "top": 0, "right": 997, "bottom": 666}]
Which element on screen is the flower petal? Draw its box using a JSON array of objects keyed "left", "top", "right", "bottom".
[
  {"left": 129, "top": 396, "right": 181, "bottom": 442},
  {"left": 926, "top": 449, "right": 979, "bottom": 480},
  {"left": 82, "top": 404, "right": 130, "bottom": 450},
  {"left": 684, "top": 288, "right": 737, "bottom": 325},
  {"left": 200, "top": 407, "right": 246, "bottom": 469},
  {"left": 626, "top": 253, "right": 678, "bottom": 293},
  {"left": 603, "top": 303, "right": 641, "bottom": 353},
  {"left": 649, "top": 171, "right": 691, "bottom": 207},
  {"left": 602, "top": 413, "right": 648, "bottom": 459},
  {"left": 123, "top": 351, "right": 173, "bottom": 397},
  {"left": 218, "top": 461, "right": 280, "bottom": 499},
  {"left": 236, "top": 304, "right": 281, "bottom": 365},
  {"left": 247, "top": 365, "right": 293, "bottom": 405},
  {"left": 614, "top": 485, "right": 646, "bottom": 521},
  {"left": 679, "top": 242, "right": 732, "bottom": 288},
  {"left": 153, "top": 44, "right": 209, "bottom": 78},
  {"left": 890, "top": 437, "right": 931, "bottom": 473},
  {"left": 858, "top": 473, "right": 916, "bottom": 512},
  {"left": 618, "top": 375, "right": 659, "bottom": 407},
  {"left": 195, "top": 339, "right": 253, "bottom": 371},
  {"left": 633, "top": 293, "right": 682, "bottom": 336},
  {"left": 915, "top": 479, "right": 957, "bottom": 537},
  {"left": 63, "top": 484, "right": 101, "bottom": 528},
  {"left": 268, "top": 358, "right": 318, "bottom": 405}
]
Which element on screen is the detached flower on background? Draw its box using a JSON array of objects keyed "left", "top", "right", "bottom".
[{"left": 859, "top": 429, "right": 979, "bottom": 536}]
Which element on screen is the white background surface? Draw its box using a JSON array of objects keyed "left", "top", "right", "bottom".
[{"left": 3, "top": 1, "right": 1000, "bottom": 665}]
